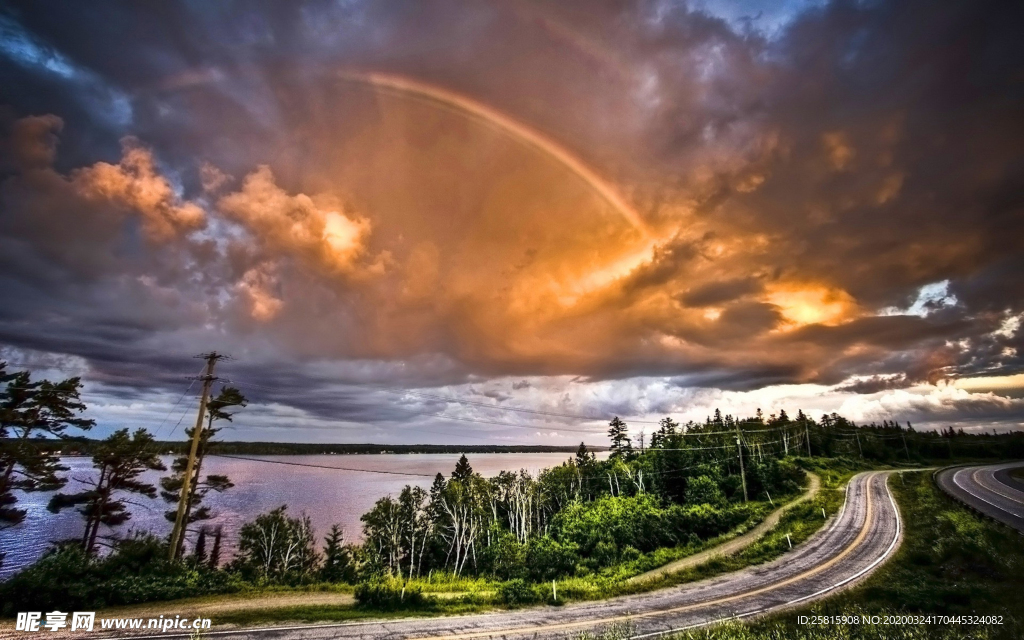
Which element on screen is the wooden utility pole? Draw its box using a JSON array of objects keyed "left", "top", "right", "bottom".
[
  {"left": 805, "top": 421, "right": 812, "bottom": 457},
  {"left": 168, "top": 352, "right": 223, "bottom": 561},
  {"left": 735, "top": 428, "right": 748, "bottom": 503},
  {"left": 855, "top": 430, "right": 863, "bottom": 458}
]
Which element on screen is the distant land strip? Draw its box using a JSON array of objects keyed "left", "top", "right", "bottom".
[{"left": 20, "top": 437, "right": 602, "bottom": 456}]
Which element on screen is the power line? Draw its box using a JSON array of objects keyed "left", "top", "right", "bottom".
[{"left": 209, "top": 454, "right": 439, "bottom": 478}]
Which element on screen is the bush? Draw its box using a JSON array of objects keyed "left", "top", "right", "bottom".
[
  {"left": 524, "top": 536, "right": 578, "bottom": 581},
  {"left": 353, "top": 578, "right": 424, "bottom": 609},
  {"left": 551, "top": 494, "right": 677, "bottom": 555},
  {"left": 480, "top": 532, "right": 527, "bottom": 580},
  {"left": 667, "top": 503, "right": 750, "bottom": 540},
  {"left": 0, "top": 535, "right": 237, "bottom": 615},
  {"left": 685, "top": 475, "right": 726, "bottom": 506},
  {"left": 497, "top": 578, "right": 537, "bottom": 605}
]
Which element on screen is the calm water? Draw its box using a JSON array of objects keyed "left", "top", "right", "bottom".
[{"left": 0, "top": 452, "right": 590, "bottom": 578}]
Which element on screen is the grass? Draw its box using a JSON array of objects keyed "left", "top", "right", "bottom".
[
  {"left": 575, "top": 620, "right": 999, "bottom": 640},
  {"left": 212, "top": 600, "right": 492, "bottom": 627}
]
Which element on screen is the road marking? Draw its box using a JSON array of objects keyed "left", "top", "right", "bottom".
[
  {"left": 952, "top": 467, "right": 1024, "bottom": 518},
  {"left": 972, "top": 467, "right": 1024, "bottom": 508}
]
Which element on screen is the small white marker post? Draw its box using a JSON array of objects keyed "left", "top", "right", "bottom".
[
  {"left": 786, "top": 533, "right": 792, "bottom": 549},
  {"left": 822, "top": 507, "right": 827, "bottom": 519},
  {"left": 766, "top": 491, "right": 774, "bottom": 506},
  {"left": 552, "top": 580, "right": 557, "bottom": 601}
]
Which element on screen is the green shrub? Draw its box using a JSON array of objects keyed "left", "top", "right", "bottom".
[
  {"left": 685, "top": 475, "right": 725, "bottom": 506},
  {"left": 497, "top": 578, "right": 536, "bottom": 605},
  {"left": 0, "top": 535, "right": 237, "bottom": 615},
  {"left": 353, "top": 579, "right": 424, "bottom": 609},
  {"left": 551, "top": 494, "right": 677, "bottom": 554},
  {"left": 480, "top": 532, "right": 527, "bottom": 580},
  {"left": 524, "top": 536, "right": 578, "bottom": 581}
]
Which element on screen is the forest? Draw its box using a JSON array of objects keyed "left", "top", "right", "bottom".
[{"left": 2, "top": 361, "right": 1023, "bottom": 614}]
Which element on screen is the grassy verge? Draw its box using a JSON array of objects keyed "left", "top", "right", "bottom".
[
  {"left": 575, "top": 620, "right": 999, "bottom": 639},
  {"left": 635, "top": 469, "right": 1023, "bottom": 640},
  {"left": 211, "top": 600, "right": 492, "bottom": 628}
]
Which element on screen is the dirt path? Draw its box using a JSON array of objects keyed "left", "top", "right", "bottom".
[
  {"left": 96, "top": 591, "right": 356, "bottom": 620},
  {"left": 627, "top": 471, "right": 821, "bottom": 585}
]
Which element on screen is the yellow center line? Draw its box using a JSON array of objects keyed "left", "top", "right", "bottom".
[{"left": 413, "top": 472, "right": 882, "bottom": 640}]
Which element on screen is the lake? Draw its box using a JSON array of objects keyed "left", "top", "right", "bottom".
[{"left": 0, "top": 452, "right": 593, "bottom": 578}]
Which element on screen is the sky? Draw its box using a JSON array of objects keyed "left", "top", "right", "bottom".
[{"left": 0, "top": 0, "right": 1022, "bottom": 445}]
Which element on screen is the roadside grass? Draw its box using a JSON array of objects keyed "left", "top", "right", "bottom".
[
  {"left": 1009, "top": 466, "right": 1024, "bottom": 483},
  {"left": 212, "top": 600, "right": 492, "bottom": 627},
  {"left": 575, "top": 620, "right": 998, "bottom": 640},
  {"left": 647, "top": 469, "right": 1023, "bottom": 640}
]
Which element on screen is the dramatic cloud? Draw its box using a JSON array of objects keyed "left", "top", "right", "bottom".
[{"left": 0, "top": 0, "right": 1021, "bottom": 442}]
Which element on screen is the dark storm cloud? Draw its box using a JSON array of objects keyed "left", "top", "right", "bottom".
[{"left": 0, "top": 0, "right": 1022, "bottom": 438}]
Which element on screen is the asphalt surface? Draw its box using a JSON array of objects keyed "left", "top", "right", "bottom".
[
  {"left": 84, "top": 471, "right": 902, "bottom": 640},
  {"left": 935, "top": 461, "right": 1024, "bottom": 533}
]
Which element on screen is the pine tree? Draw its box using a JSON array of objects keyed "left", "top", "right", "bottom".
[
  {"left": 651, "top": 417, "right": 679, "bottom": 449},
  {"left": 452, "top": 454, "right": 473, "bottom": 481},
  {"left": 1, "top": 364, "right": 94, "bottom": 528},
  {"left": 193, "top": 526, "right": 208, "bottom": 563},
  {"left": 48, "top": 428, "right": 166, "bottom": 555},
  {"left": 607, "top": 417, "right": 632, "bottom": 459},
  {"left": 320, "top": 524, "right": 351, "bottom": 582},
  {"left": 574, "top": 442, "right": 595, "bottom": 467},
  {"left": 208, "top": 526, "right": 223, "bottom": 569}
]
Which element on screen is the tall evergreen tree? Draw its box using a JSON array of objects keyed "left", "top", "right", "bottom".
[
  {"left": 48, "top": 428, "right": 166, "bottom": 555},
  {"left": 607, "top": 417, "right": 632, "bottom": 459},
  {"left": 1, "top": 364, "right": 94, "bottom": 528},
  {"left": 320, "top": 524, "right": 352, "bottom": 582},
  {"left": 651, "top": 417, "right": 679, "bottom": 449},
  {"left": 452, "top": 454, "right": 474, "bottom": 481},
  {"left": 574, "top": 442, "right": 595, "bottom": 467},
  {"left": 208, "top": 526, "right": 223, "bottom": 569}
]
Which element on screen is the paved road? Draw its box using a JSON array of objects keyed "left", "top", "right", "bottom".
[
  {"left": 84, "top": 471, "right": 901, "bottom": 640},
  {"left": 935, "top": 462, "right": 1024, "bottom": 533}
]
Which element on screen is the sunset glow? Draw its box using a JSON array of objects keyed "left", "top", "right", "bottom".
[{"left": 0, "top": 0, "right": 1021, "bottom": 442}]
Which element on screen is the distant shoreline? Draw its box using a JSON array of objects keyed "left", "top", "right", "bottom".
[{"left": 24, "top": 438, "right": 603, "bottom": 456}]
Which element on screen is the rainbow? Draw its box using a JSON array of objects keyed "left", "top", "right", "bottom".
[{"left": 336, "top": 70, "right": 647, "bottom": 234}]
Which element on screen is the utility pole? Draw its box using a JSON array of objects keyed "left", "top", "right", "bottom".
[
  {"left": 805, "top": 421, "right": 812, "bottom": 457},
  {"left": 855, "top": 430, "right": 863, "bottom": 458},
  {"left": 900, "top": 425, "right": 911, "bottom": 460},
  {"left": 735, "top": 427, "right": 748, "bottom": 503},
  {"left": 168, "top": 352, "right": 224, "bottom": 561}
]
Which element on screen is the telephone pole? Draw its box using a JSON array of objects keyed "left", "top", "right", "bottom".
[
  {"left": 805, "top": 420, "right": 812, "bottom": 457},
  {"left": 855, "top": 430, "right": 863, "bottom": 458},
  {"left": 168, "top": 352, "right": 224, "bottom": 561},
  {"left": 735, "top": 427, "right": 748, "bottom": 503}
]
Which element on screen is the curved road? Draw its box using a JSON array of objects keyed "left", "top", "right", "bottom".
[
  {"left": 94, "top": 471, "right": 902, "bottom": 640},
  {"left": 935, "top": 462, "right": 1024, "bottom": 533}
]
